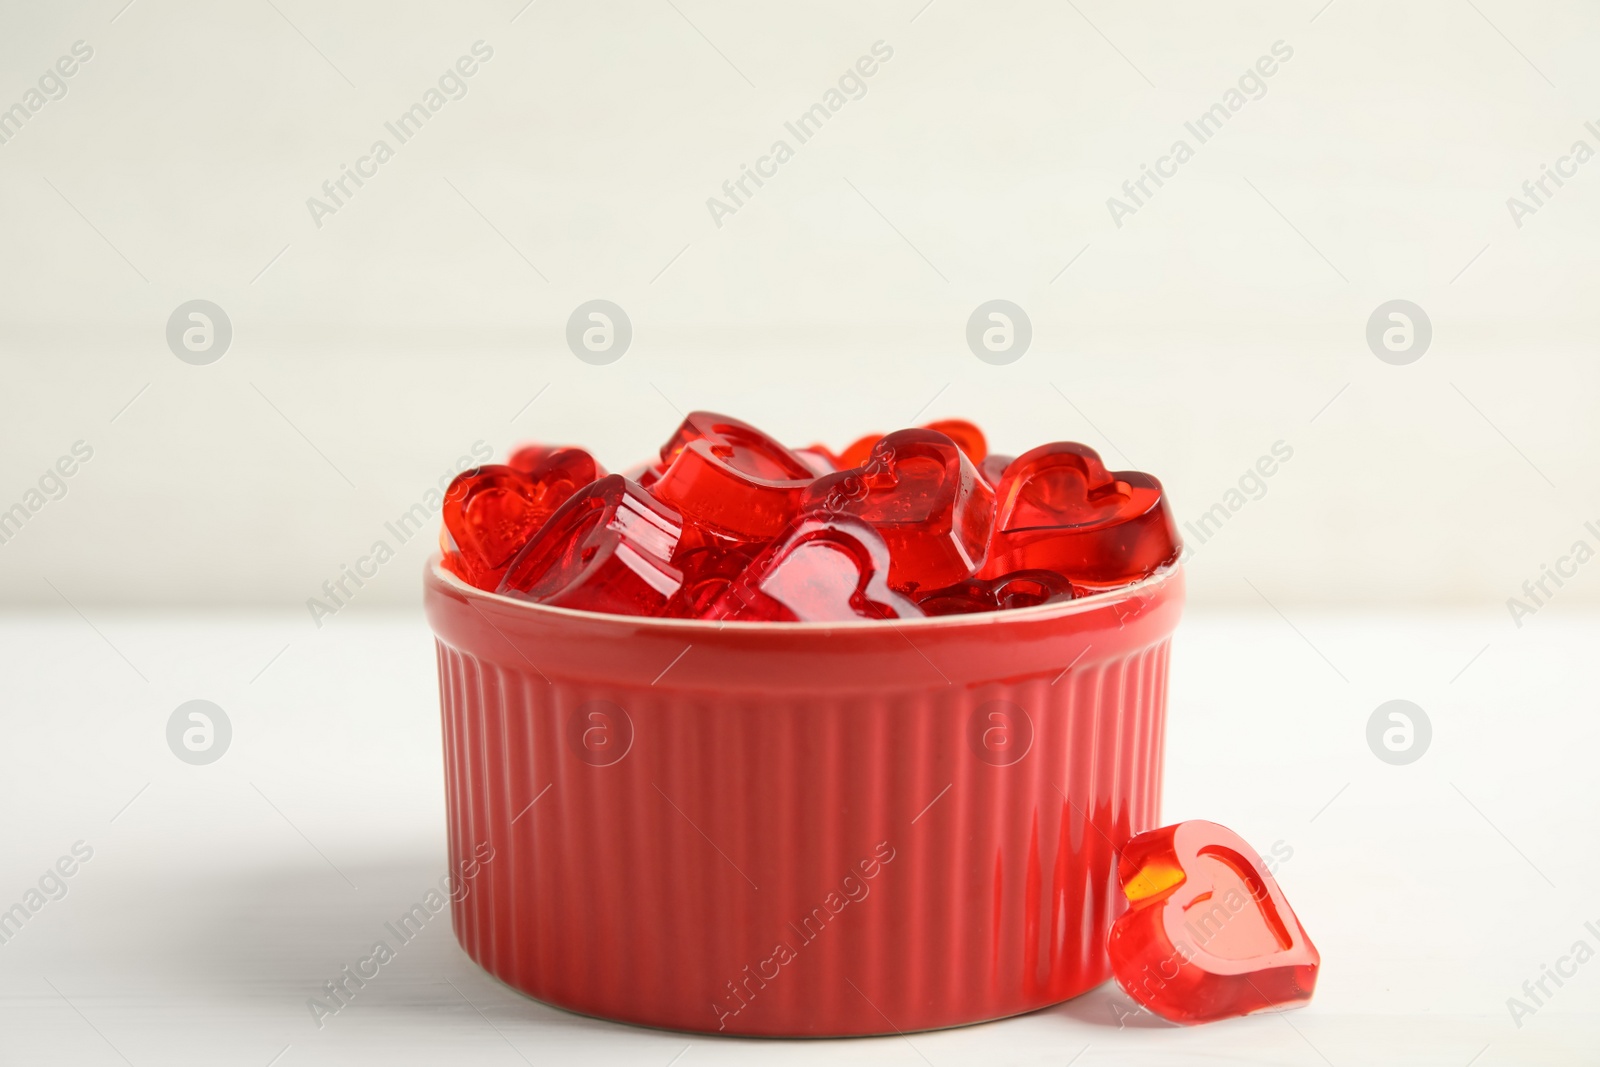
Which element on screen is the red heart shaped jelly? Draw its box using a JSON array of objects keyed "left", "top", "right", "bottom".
[
  {"left": 1108, "top": 820, "right": 1320, "bottom": 1025},
  {"left": 920, "top": 418, "right": 987, "bottom": 465},
  {"left": 979, "top": 453, "right": 1013, "bottom": 489},
  {"left": 507, "top": 444, "right": 606, "bottom": 480},
  {"left": 837, "top": 433, "right": 881, "bottom": 470},
  {"left": 498, "top": 475, "right": 684, "bottom": 615},
  {"left": 707, "top": 514, "right": 922, "bottom": 622},
  {"left": 983, "top": 441, "right": 1179, "bottom": 589},
  {"left": 441, "top": 455, "right": 601, "bottom": 588},
  {"left": 662, "top": 538, "right": 761, "bottom": 619},
  {"left": 648, "top": 412, "right": 817, "bottom": 542},
  {"left": 803, "top": 429, "right": 995, "bottom": 594},
  {"left": 835, "top": 419, "right": 986, "bottom": 472}
]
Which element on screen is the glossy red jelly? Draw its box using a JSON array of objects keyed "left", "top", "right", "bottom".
[
  {"left": 708, "top": 514, "right": 922, "bottom": 622},
  {"left": 662, "top": 537, "right": 759, "bottom": 619},
  {"left": 803, "top": 429, "right": 995, "bottom": 594},
  {"left": 508, "top": 444, "right": 605, "bottom": 481},
  {"left": 1108, "top": 820, "right": 1320, "bottom": 1024},
  {"left": 441, "top": 454, "right": 600, "bottom": 588},
  {"left": 837, "top": 433, "right": 880, "bottom": 470},
  {"left": 921, "top": 418, "right": 987, "bottom": 465},
  {"left": 498, "top": 475, "right": 684, "bottom": 615},
  {"left": 441, "top": 415, "right": 1181, "bottom": 620},
  {"left": 832, "top": 419, "right": 986, "bottom": 470},
  {"left": 648, "top": 412, "right": 816, "bottom": 542},
  {"left": 983, "top": 442, "right": 1179, "bottom": 590},
  {"left": 979, "top": 453, "right": 1013, "bottom": 489}
]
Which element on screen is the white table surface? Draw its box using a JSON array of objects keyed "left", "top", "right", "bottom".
[{"left": 1, "top": 607, "right": 1595, "bottom": 1066}]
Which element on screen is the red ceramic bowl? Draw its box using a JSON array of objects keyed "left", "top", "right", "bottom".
[{"left": 424, "top": 558, "right": 1184, "bottom": 1036}]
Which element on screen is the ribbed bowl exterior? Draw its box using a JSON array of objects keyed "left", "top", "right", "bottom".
[{"left": 425, "top": 561, "right": 1183, "bottom": 1037}]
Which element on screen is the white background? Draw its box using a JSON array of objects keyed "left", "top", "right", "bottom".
[
  {"left": 1, "top": 0, "right": 1597, "bottom": 1064},
  {"left": 1, "top": 0, "right": 1597, "bottom": 611}
]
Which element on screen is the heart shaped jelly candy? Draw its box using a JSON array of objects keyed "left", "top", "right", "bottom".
[
  {"left": 837, "top": 433, "right": 881, "bottom": 470},
  {"left": 982, "top": 441, "right": 1179, "bottom": 589},
  {"left": 441, "top": 454, "right": 601, "bottom": 587},
  {"left": 507, "top": 444, "right": 605, "bottom": 480},
  {"left": 1108, "top": 820, "right": 1319, "bottom": 1025},
  {"left": 498, "top": 475, "right": 684, "bottom": 615},
  {"left": 648, "top": 412, "right": 817, "bottom": 542},
  {"left": 803, "top": 429, "right": 994, "bottom": 594},
  {"left": 707, "top": 514, "right": 922, "bottom": 622},
  {"left": 835, "top": 419, "right": 987, "bottom": 472},
  {"left": 979, "top": 453, "right": 1013, "bottom": 489},
  {"left": 917, "top": 569, "right": 1075, "bottom": 616},
  {"left": 437, "top": 415, "right": 1185, "bottom": 616},
  {"left": 662, "top": 537, "right": 761, "bottom": 619},
  {"left": 621, "top": 461, "right": 661, "bottom": 489},
  {"left": 920, "top": 418, "right": 987, "bottom": 465}
]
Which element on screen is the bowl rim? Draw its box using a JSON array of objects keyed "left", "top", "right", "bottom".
[{"left": 427, "top": 554, "right": 1182, "bottom": 634}]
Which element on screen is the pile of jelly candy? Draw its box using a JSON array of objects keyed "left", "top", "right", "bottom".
[{"left": 439, "top": 412, "right": 1180, "bottom": 622}]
